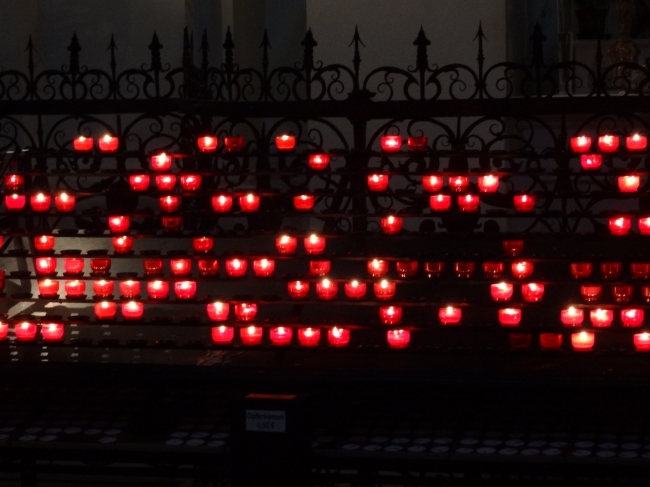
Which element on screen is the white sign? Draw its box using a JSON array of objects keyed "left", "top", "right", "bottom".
[{"left": 246, "top": 410, "right": 286, "bottom": 433}]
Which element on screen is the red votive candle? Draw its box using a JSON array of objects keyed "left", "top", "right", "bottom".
[
  {"left": 626, "top": 133, "right": 648, "bottom": 151},
  {"left": 449, "top": 176, "right": 469, "bottom": 193},
  {"left": 225, "top": 258, "right": 247, "bottom": 277},
  {"left": 98, "top": 135, "right": 118, "bottom": 152},
  {"left": 491, "top": 282, "right": 513, "bottom": 301},
  {"left": 503, "top": 239, "right": 524, "bottom": 257},
  {"left": 367, "top": 173, "right": 389, "bottom": 192},
  {"left": 159, "top": 195, "right": 180, "bottom": 212},
  {"left": 422, "top": 175, "right": 443, "bottom": 192},
  {"left": 64, "top": 280, "right": 85, "bottom": 298},
  {"left": 4, "top": 174, "right": 23, "bottom": 191},
  {"left": 618, "top": 175, "right": 640, "bottom": 192},
  {"left": 170, "top": 258, "right": 192, "bottom": 276},
  {"left": 514, "top": 194, "right": 535, "bottom": 212},
  {"left": 34, "top": 235, "right": 55, "bottom": 252},
  {"left": 571, "top": 331, "right": 595, "bottom": 351},
  {"left": 121, "top": 301, "right": 144, "bottom": 320},
  {"left": 612, "top": 284, "right": 633, "bottom": 303},
  {"left": 147, "top": 280, "right": 169, "bottom": 299},
  {"left": 294, "top": 194, "right": 315, "bottom": 211},
  {"left": 387, "top": 329, "right": 410, "bottom": 349},
  {"left": 381, "top": 135, "right": 401, "bottom": 152},
  {"left": 30, "top": 193, "right": 50, "bottom": 212},
  {"left": 316, "top": 279, "right": 338, "bottom": 300},
  {"left": 512, "top": 261, "right": 533, "bottom": 279},
  {"left": 609, "top": 216, "right": 632, "bottom": 235},
  {"left": 197, "top": 136, "right": 218, "bottom": 152},
  {"left": 54, "top": 192, "right": 75, "bottom": 212},
  {"left": 454, "top": 261, "right": 475, "bottom": 278},
  {"left": 151, "top": 152, "right": 172, "bottom": 171},
  {"left": 155, "top": 174, "right": 176, "bottom": 191},
  {"left": 234, "top": 303, "right": 257, "bottom": 322},
  {"left": 561, "top": 307, "right": 584, "bottom": 326},
  {"left": 192, "top": 237, "right": 214, "bottom": 253},
  {"left": 571, "top": 135, "right": 592, "bottom": 152},
  {"left": 224, "top": 136, "right": 244, "bottom": 152},
  {"left": 212, "top": 326, "right": 234, "bottom": 344},
  {"left": 374, "top": 279, "right": 396, "bottom": 300},
  {"left": 119, "top": 280, "right": 140, "bottom": 299},
  {"left": 381, "top": 215, "right": 402, "bottom": 234},
  {"left": 5, "top": 193, "right": 25, "bottom": 210},
  {"left": 73, "top": 135, "right": 93, "bottom": 152},
  {"left": 275, "top": 135, "right": 296, "bottom": 151},
  {"left": 521, "top": 282, "right": 544, "bottom": 302},
  {"left": 439, "top": 306, "right": 462, "bottom": 325},
  {"left": 276, "top": 235, "right": 298, "bottom": 255},
  {"left": 240, "top": 326, "right": 263, "bottom": 345},
  {"left": 94, "top": 301, "right": 117, "bottom": 320},
  {"left": 622, "top": 308, "right": 644, "bottom": 327},
  {"left": 571, "top": 262, "right": 592, "bottom": 279},
  {"left": 309, "top": 260, "right": 330, "bottom": 276},
  {"left": 0, "top": 322, "right": 7, "bottom": 341},
  {"left": 380, "top": 306, "right": 402, "bottom": 325},
  {"left": 367, "top": 259, "right": 389, "bottom": 277},
  {"left": 180, "top": 174, "right": 201, "bottom": 191},
  {"left": 93, "top": 279, "right": 114, "bottom": 297},
  {"left": 598, "top": 135, "right": 619, "bottom": 152},
  {"left": 287, "top": 280, "right": 310, "bottom": 299},
  {"left": 63, "top": 258, "right": 84, "bottom": 275},
  {"left": 396, "top": 260, "right": 418, "bottom": 278},
  {"left": 15, "top": 322, "right": 37, "bottom": 341},
  {"left": 41, "top": 323, "right": 64, "bottom": 342},
  {"left": 483, "top": 262, "right": 504, "bottom": 279},
  {"left": 407, "top": 136, "right": 427, "bottom": 151},
  {"left": 344, "top": 280, "right": 366, "bottom": 299},
  {"left": 633, "top": 332, "right": 650, "bottom": 351},
  {"left": 631, "top": 263, "right": 650, "bottom": 279},
  {"left": 212, "top": 194, "right": 233, "bottom": 212},
  {"left": 509, "top": 333, "right": 532, "bottom": 350},
  {"left": 304, "top": 234, "right": 326, "bottom": 254},
  {"left": 540, "top": 333, "right": 563, "bottom": 350},
  {"left": 499, "top": 308, "right": 522, "bottom": 327},
  {"left": 35, "top": 257, "right": 57, "bottom": 275},
  {"left": 309, "top": 154, "right": 330, "bottom": 170},
  {"left": 458, "top": 194, "right": 480, "bottom": 212},
  {"left": 253, "top": 258, "right": 275, "bottom": 277},
  {"left": 108, "top": 215, "right": 129, "bottom": 233},
  {"left": 581, "top": 284, "right": 602, "bottom": 302},
  {"left": 590, "top": 309, "right": 613, "bottom": 328},
  {"left": 112, "top": 236, "right": 133, "bottom": 254},
  {"left": 143, "top": 258, "right": 163, "bottom": 276},
  {"left": 129, "top": 174, "right": 149, "bottom": 191},
  {"left": 269, "top": 326, "right": 292, "bottom": 346},
  {"left": 38, "top": 279, "right": 59, "bottom": 297},
  {"left": 207, "top": 302, "right": 229, "bottom": 321},
  {"left": 239, "top": 193, "right": 260, "bottom": 212},
  {"left": 429, "top": 194, "right": 451, "bottom": 211},
  {"left": 328, "top": 327, "right": 350, "bottom": 347},
  {"left": 478, "top": 175, "right": 499, "bottom": 193},
  {"left": 298, "top": 327, "right": 321, "bottom": 347},
  {"left": 601, "top": 262, "right": 622, "bottom": 280},
  {"left": 424, "top": 260, "right": 445, "bottom": 278},
  {"left": 174, "top": 280, "right": 196, "bottom": 299},
  {"left": 580, "top": 154, "right": 602, "bottom": 170}
]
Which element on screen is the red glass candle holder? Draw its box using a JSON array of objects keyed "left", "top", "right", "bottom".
[
  {"left": 192, "top": 237, "right": 214, "bottom": 253},
  {"left": 407, "top": 136, "right": 427, "bottom": 151},
  {"left": 294, "top": 194, "right": 315, "bottom": 211},
  {"left": 212, "top": 194, "right": 233, "bottom": 212},
  {"left": 429, "top": 194, "right": 451, "bottom": 211},
  {"left": 483, "top": 262, "right": 504, "bottom": 279},
  {"left": 458, "top": 194, "right": 480, "bottom": 212},
  {"left": 309, "top": 260, "right": 330, "bottom": 276},
  {"left": 64, "top": 280, "right": 85, "bottom": 298},
  {"left": 367, "top": 173, "right": 389, "bottom": 192},
  {"left": 159, "top": 195, "right": 180, "bottom": 213},
  {"left": 316, "top": 279, "right": 338, "bottom": 300},
  {"left": 304, "top": 234, "right": 326, "bottom": 255},
  {"left": 151, "top": 152, "right": 172, "bottom": 171},
  {"left": 491, "top": 282, "right": 513, "bottom": 301},
  {"left": 612, "top": 284, "right": 633, "bottom": 303},
  {"left": 449, "top": 176, "right": 469, "bottom": 193},
  {"left": 207, "top": 302, "right": 229, "bottom": 321},
  {"left": 129, "top": 174, "right": 150, "bottom": 191},
  {"left": 170, "top": 258, "right": 192, "bottom": 276},
  {"left": 634, "top": 332, "right": 650, "bottom": 351},
  {"left": 270, "top": 327, "right": 293, "bottom": 346},
  {"left": 63, "top": 258, "right": 84, "bottom": 275},
  {"left": 509, "top": 333, "right": 532, "bottom": 350},
  {"left": 54, "top": 192, "right": 75, "bottom": 212},
  {"left": 571, "top": 262, "right": 592, "bottom": 279},
  {"left": 197, "top": 135, "right": 218, "bottom": 152},
  {"left": 287, "top": 280, "right": 310, "bottom": 299},
  {"left": 561, "top": 307, "right": 584, "bottom": 326},
  {"left": 73, "top": 135, "right": 93, "bottom": 152},
  {"left": 308, "top": 154, "right": 330, "bottom": 170},
  {"left": 143, "top": 258, "right": 163, "bottom": 276},
  {"left": 30, "top": 193, "right": 50, "bottom": 212},
  {"left": 253, "top": 258, "right": 275, "bottom": 277},
  {"left": 439, "top": 306, "right": 462, "bottom": 325},
  {"left": 121, "top": 301, "right": 144, "bottom": 320},
  {"left": 276, "top": 235, "right": 298, "bottom": 255},
  {"left": 298, "top": 327, "right": 321, "bottom": 347},
  {"left": 581, "top": 284, "right": 602, "bottom": 302},
  {"left": 381, "top": 135, "right": 402, "bottom": 152},
  {"left": 618, "top": 175, "right": 640, "bottom": 193},
  {"left": 512, "top": 261, "right": 533, "bottom": 279},
  {"left": 41, "top": 323, "right": 64, "bottom": 342},
  {"left": 275, "top": 134, "right": 296, "bottom": 151},
  {"left": 598, "top": 135, "right": 619, "bottom": 152},
  {"left": 502, "top": 239, "right": 524, "bottom": 257},
  {"left": 108, "top": 216, "right": 129, "bottom": 233},
  {"left": 224, "top": 136, "right": 244, "bottom": 152},
  {"left": 422, "top": 175, "right": 443, "bottom": 192},
  {"left": 180, "top": 174, "right": 201, "bottom": 191},
  {"left": 93, "top": 279, "right": 114, "bottom": 297},
  {"left": 112, "top": 236, "right": 133, "bottom": 254},
  {"left": 396, "top": 260, "right": 418, "bottom": 278},
  {"left": 609, "top": 216, "right": 632, "bottom": 236},
  {"left": 374, "top": 279, "right": 396, "bottom": 300},
  {"left": 155, "top": 174, "right": 176, "bottom": 191},
  {"left": 580, "top": 154, "right": 602, "bottom": 170},
  {"left": 601, "top": 262, "right": 622, "bottom": 280},
  {"left": 570, "top": 135, "right": 592, "bottom": 152},
  {"left": 640, "top": 217, "right": 650, "bottom": 235},
  {"left": 225, "top": 258, "right": 247, "bottom": 277},
  {"left": 15, "top": 322, "right": 37, "bottom": 341},
  {"left": 328, "top": 327, "right": 350, "bottom": 347},
  {"left": 622, "top": 308, "right": 644, "bottom": 327},
  {"left": 35, "top": 257, "right": 57, "bottom": 275},
  {"left": 571, "top": 332, "right": 595, "bottom": 352},
  {"left": 424, "top": 260, "right": 445, "bottom": 278},
  {"left": 367, "top": 259, "right": 389, "bottom": 277},
  {"left": 162, "top": 218, "right": 182, "bottom": 234},
  {"left": 5, "top": 193, "right": 25, "bottom": 210},
  {"left": 540, "top": 333, "right": 563, "bottom": 350},
  {"left": 454, "top": 261, "right": 475, "bottom": 279},
  {"left": 590, "top": 309, "right": 613, "bottom": 328},
  {"left": 239, "top": 193, "right": 260, "bottom": 212},
  {"left": 344, "top": 280, "right": 366, "bottom": 299},
  {"left": 513, "top": 194, "right": 535, "bottom": 212},
  {"left": 98, "top": 135, "right": 118, "bottom": 152},
  {"left": 380, "top": 306, "right": 402, "bottom": 325},
  {"left": 38, "top": 279, "right": 59, "bottom": 298},
  {"left": 4, "top": 174, "right": 23, "bottom": 191},
  {"left": 0, "top": 322, "right": 7, "bottom": 341},
  {"left": 632, "top": 263, "right": 650, "bottom": 279},
  {"left": 119, "top": 280, "right": 140, "bottom": 299},
  {"left": 387, "top": 329, "right": 410, "bottom": 349},
  {"left": 200, "top": 258, "right": 220, "bottom": 276},
  {"left": 381, "top": 215, "right": 402, "bottom": 234},
  {"left": 240, "top": 326, "right": 263, "bottom": 345},
  {"left": 234, "top": 303, "right": 257, "bottom": 322},
  {"left": 174, "top": 280, "right": 197, "bottom": 299},
  {"left": 212, "top": 326, "right": 234, "bottom": 344},
  {"left": 478, "top": 175, "right": 499, "bottom": 193},
  {"left": 521, "top": 282, "right": 544, "bottom": 302},
  {"left": 147, "top": 280, "right": 169, "bottom": 299},
  {"left": 498, "top": 308, "right": 521, "bottom": 327},
  {"left": 626, "top": 134, "right": 647, "bottom": 151},
  {"left": 94, "top": 301, "right": 117, "bottom": 320},
  {"left": 34, "top": 235, "right": 55, "bottom": 252}
]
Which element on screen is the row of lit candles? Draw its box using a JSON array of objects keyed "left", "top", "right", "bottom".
[
  {"left": 571, "top": 134, "right": 647, "bottom": 153},
  {"left": 493, "top": 282, "right": 650, "bottom": 303}
]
